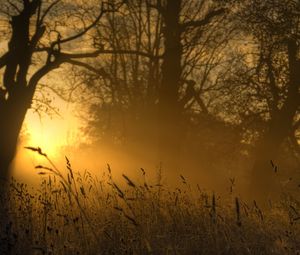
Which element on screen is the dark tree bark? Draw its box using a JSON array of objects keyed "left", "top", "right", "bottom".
[
  {"left": 0, "top": 0, "right": 41, "bottom": 181},
  {"left": 158, "top": 0, "right": 183, "bottom": 164},
  {"left": 251, "top": 39, "right": 300, "bottom": 203},
  {"left": 156, "top": 0, "right": 225, "bottom": 167},
  {"left": 0, "top": 2, "right": 118, "bottom": 247},
  {"left": 0, "top": 0, "right": 115, "bottom": 179}
]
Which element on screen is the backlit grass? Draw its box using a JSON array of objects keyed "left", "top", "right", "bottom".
[{"left": 0, "top": 148, "right": 299, "bottom": 255}]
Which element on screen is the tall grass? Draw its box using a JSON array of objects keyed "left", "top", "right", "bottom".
[{"left": 0, "top": 147, "right": 299, "bottom": 254}]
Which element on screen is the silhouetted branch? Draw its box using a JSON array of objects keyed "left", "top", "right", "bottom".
[
  {"left": 180, "top": 8, "right": 225, "bottom": 31},
  {"left": 66, "top": 59, "right": 111, "bottom": 79},
  {"left": 58, "top": 1, "right": 124, "bottom": 46},
  {"left": 7, "top": 0, "right": 21, "bottom": 13},
  {"left": 146, "top": 0, "right": 165, "bottom": 15},
  {"left": 30, "top": 25, "right": 46, "bottom": 50},
  {"left": 28, "top": 58, "right": 63, "bottom": 93},
  {"left": 30, "top": 46, "right": 158, "bottom": 91},
  {"left": 34, "top": 47, "right": 161, "bottom": 61},
  {"left": 60, "top": 49, "right": 161, "bottom": 60},
  {"left": 39, "top": 0, "right": 61, "bottom": 25},
  {"left": 59, "top": 51, "right": 103, "bottom": 59}
]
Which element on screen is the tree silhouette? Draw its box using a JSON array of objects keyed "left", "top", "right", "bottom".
[
  {"left": 233, "top": 0, "right": 300, "bottom": 201},
  {"left": 151, "top": 0, "right": 225, "bottom": 163},
  {"left": 78, "top": 0, "right": 228, "bottom": 170},
  {"left": 0, "top": 0, "right": 122, "bottom": 182}
]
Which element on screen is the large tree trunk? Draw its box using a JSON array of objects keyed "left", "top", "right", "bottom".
[
  {"left": 0, "top": 2, "right": 36, "bottom": 247},
  {"left": 158, "top": 0, "right": 185, "bottom": 168},
  {"left": 0, "top": 95, "right": 30, "bottom": 254},
  {"left": 251, "top": 39, "right": 300, "bottom": 204},
  {"left": 0, "top": 1, "right": 105, "bottom": 252},
  {"left": 0, "top": 36, "right": 32, "bottom": 237},
  {"left": 0, "top": 1, "right": 39, "bottom": 179},
  {"left": 0, "top": 100, "right": 29, "bottom": 179}
]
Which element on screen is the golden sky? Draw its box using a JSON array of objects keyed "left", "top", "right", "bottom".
[{"left": 12, "top": 97, "right": 84, "bottom": 183}]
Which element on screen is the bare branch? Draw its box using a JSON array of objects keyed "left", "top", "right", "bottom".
[
  {"left": 59, "top": 49, "right": 161, "bottom": 60},
  {"left": 28, "top": 44, "right": 159, "bottom": 98},
  {"left": 66, "top": 59, "right": 111, "bottom": 79},
  {"left": 30, "top": 25, "right": 46, "bottom": 49},
  {"left": 28, "top": 58, "right": 63, "bottom": 93},
  {"left": 59, "top": 50, "right": 103, "bottom": 59},
  {"left": 180, "top": 8, "right": 225, "bottom": 31},
  {"left": 7, "top": 0, "right": 21, "bottom": 14},
  {"left": 146, "top": 0, "right": 165, "bottom": 15},
  {"left": 59, "top": 2, "right": 123, "bottom": 45},
  {"left": 39, "top": 0, "right": 61, "bottom": 25}
]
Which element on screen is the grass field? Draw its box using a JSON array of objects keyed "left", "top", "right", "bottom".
[{"left": 0, "top": 150, "right": 299, "bottom": 255}]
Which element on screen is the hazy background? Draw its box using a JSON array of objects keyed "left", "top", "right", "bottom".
[{"left": 1, "top": 0, "right": 299, "bottom": 201}]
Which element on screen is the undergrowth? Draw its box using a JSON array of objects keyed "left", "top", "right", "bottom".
[{"left": 0, "top": 147, "right": 299, "bottom": 255}]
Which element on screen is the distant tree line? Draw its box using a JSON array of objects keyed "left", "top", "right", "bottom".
[{"left": 77, "top": 0, "right": 300, "bottom": 199}]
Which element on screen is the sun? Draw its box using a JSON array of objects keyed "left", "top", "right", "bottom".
[
  {"left": 22, "top": 107, "right": 80, "bottom": 158},
  {"left": 24, "top": 113, "right": 63, "bottom": 157},
  {"left": 12, "top": 105, "right": 82, "bottom": 184}
]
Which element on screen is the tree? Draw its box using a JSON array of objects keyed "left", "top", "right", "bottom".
[
  {"left": 232, "top": 0, "right": 300, "bottom": 201},
  {"left": 78, "top": 0, "right": 229, "bottom": 172},
  {"left": 149, "top": 0, "right": 226, "bottom": 165},
  {"left": 0, "top": 0, "right": 123, "bottom": 183},
  {"left": 0, "top": 1, "right": 126, "bottom": 252}
]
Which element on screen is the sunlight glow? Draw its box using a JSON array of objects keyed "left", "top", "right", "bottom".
[
  {"left": 12, "top": 102, "right": 85, "bottom": 185},
  {"left": 23, "top": 106, "right": 80, "bottom": 158}
]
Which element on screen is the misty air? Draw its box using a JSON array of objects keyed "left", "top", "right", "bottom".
[{"left": 0, "top": 0, "right": 299, "bottom": 254}]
